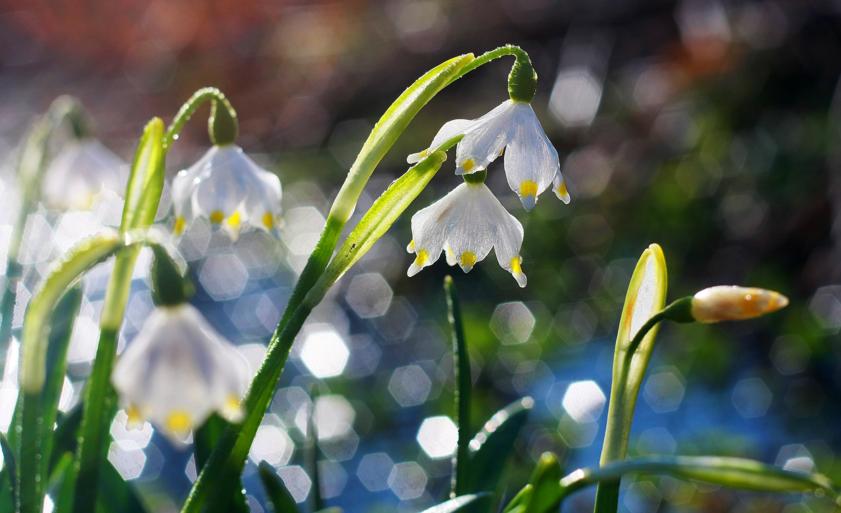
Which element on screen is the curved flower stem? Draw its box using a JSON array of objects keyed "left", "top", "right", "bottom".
[
  {"left": 163, "top": 87, "right": 238, "bottom": 149},
  {"left": 181, "top": 46, "right": 536, "bottom": 512}
]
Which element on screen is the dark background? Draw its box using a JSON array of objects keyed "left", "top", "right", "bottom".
[{"left": 2, "top": 1, "right": 840, "bottom": 512}]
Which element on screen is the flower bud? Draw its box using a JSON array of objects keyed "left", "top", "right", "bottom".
[{"left": 691, "top": 286, "right": 788, "bottom": 323}]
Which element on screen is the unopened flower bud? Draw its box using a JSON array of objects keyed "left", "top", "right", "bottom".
[{"left": 691, "top": 286, "right": 788, "bottom": 323}]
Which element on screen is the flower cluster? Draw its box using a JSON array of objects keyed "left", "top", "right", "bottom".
[{"left": 406, "top": 99, "right": 570, "bottom": 287}]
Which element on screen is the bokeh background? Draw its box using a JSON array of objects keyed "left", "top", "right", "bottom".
[{"left": 1, "top": 0, "right": 841, "bottom": 512}]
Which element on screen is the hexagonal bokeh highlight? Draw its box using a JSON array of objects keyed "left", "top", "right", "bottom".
[
  {"left": 416, "top": 415, "right": 458, "bottom": 459},
  {"left": 345, "top": 272, "right": 393, "bottom": 319},
  {"left": 198, "top": 252, "right": 249, "bottom": 301},
  {"left": 775, "top": 443, "right": 815, "bottom": 473},
  {"left": 313, "top": 394, "right": 356, "bottom": 441},
  {"left": 107, "top": 442, "right": 147, "bottom": 481},
  {"left": 388, "top": 461, "right": 428, "bottom": 500},
  {"left": 357, "top": 452, "right": 394, "bottom": 492},
  {"left": 490, "top": 301, "right": 536, "bottom": 345},
  {"left": 249, "top": 423, "right": 295, "bottom": 466},
  {"left": 387, "top": 364, "right": 432, "bottom": 407},
  {"left": 561, "top": 380, "right": 606, "bottom": 423},
  {"left": 643, "top": 368, "right": 685, "bottom": 413},
  {"left": 299, "top": 326, "right": 349, "bottom": 378},
  {"left": 731, "top": 377, "right": 773, "bottom": 419},
  {"left": 277, "top": 465, "right": 312, "bottom": 503}
]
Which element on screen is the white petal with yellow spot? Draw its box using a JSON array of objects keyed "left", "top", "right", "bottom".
[
  {"left": 112, "top": 303, "right": 250, "bottom": 443},
  {"left": 171, "top": 145, "right": 282, "bottom": 240},
  {"left": 42, "top": 139, "right": 128, "bottom": 211},
  {"left": 408, "top": 100, "right": 570, "bottom": 211},
  {"left": 406, "top": 182, "right": 527, "bottom": 287}
]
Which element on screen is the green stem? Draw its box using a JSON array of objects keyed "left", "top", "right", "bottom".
[
  {"left": 164, "top": 87, "right": 238, "bottom": 148},
  {"left": 71, "top": 248, "right": 138, "bottom": 513},
  {"left": 444, "top": 276, "right": 471, "bottom": 498},
  {"left": 16, "top": 392, "right": 42, "bottom": 513},
  {"left": 182, "top": 46, "right": 535, "bottom": 511}
]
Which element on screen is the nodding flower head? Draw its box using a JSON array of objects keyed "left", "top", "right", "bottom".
[
  {"left": 691, "top": 286, "right": 789, "bottom": 324},
  {"left": 406, "top": 180, "right": 527, "bottom": 287},
  {"left": 111, "top": 303, "right": 250, "bottom": 443},
  {"left": 171, "top": 145, "right": 281, "bottom": 240},
  {"left": 408, "top": 100, "right": 568, "bottom": 211},
  {"left": 42, "top": 139, "right": 128, "bottom": 211}
]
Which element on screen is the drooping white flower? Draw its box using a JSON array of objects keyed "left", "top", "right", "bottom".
[
  {"left": 171, "top": 145, "right": 281, "bottom": 239},
  {"left": 406, "top": 181, "right": 527, "bottom": 287},
  {"left": 42, "top": 139, "right": 128, "bottom": 211},
  {"left": 111, "top": 303, "right": 250, "bottom": 443},
  {"left": 691, "top": 286, "right": 789, "bottom": 324},
  {"left": 408, "top": 100, "right": 568, "bottom": 211}
]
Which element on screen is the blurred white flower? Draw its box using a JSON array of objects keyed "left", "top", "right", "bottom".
[
  {"left": 112, "top": 303, "right": 250, "bottom": 443},
  {"left": 42, "top": 139, "right": 127, "bottom": 211},
  {"left": 691, "top": 286, "right": 788, "bottom": 323},
  {"left": 408, "top": 100, "right": 568, "bottom": 210},
  {"left": 171, "top": 145, "right": 281, "bottom": 240},
  {"left": 406, "top": 181, "right": 527, "bottom": 287}
]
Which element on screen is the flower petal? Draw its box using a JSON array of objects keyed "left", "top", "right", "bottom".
[
  {"left": 455, "top": 100, "right": 517, "bottom": 174},
  {"left": 504, "top": 104, "right": 560, "bottom": 211},
  {"left": 407, "top": 119, "right": 474, "bottom": 164}
]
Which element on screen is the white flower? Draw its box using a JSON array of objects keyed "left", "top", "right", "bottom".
[
  {"left": 42, "top": 139, "right": 128, "bottom": 211},
  {"left": 171, "top": 145, "right": 281, "bottom": 240},
  {"left": 408, "top": 100, "right": 568, "bottom": 210},
  {"left": 111, "top": 303, "right": 250, "bottom": 443},
  {"left": 691, "top": 286, "right": 789, "bottom": 323},
  {"left": 406, "top": 181, "right": 527, "bottom": 287}
]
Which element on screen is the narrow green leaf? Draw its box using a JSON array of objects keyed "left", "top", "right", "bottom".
[
  {"left": 595, "top": 244, "right": 668, "bottom": 513},
  {"left": 444, "top": 276, "right": 471, "bottom": 497},
  {"left": 311, "top": 152, "right": 447, "bottom": 296},
  {"left": 464, "top": 397, "right": 533, "bottom": 494},
  {"left": 97, "top": 461, "right": 148, "bottom": 513},
  {"left": 48, "top": 407, "right": 82, "bottom": 473},
  {"left": 502, "top": 485, "right": 532, "bottom": 513},
  {"left": 419, "top": 493, "right": 491, "bottom": 513},
  {"left": 524, "top": 453, "right": 563, "bottom": 513},
  {"left": 119, "top": 118, "right": 166, "bottom": 233},
  {"left": 562, "top": 456, "right": 839, "bottom": 506},
  {"left": 46, "top": 453, "right": 75, "bottom": 513},
  {"left": 258, "top": 461, "right": 300, "bottom": 513},
  {"left": 73, "top": 118, "right": 167, "bottom": 513},
  {"left": 19, "top": 232, "right": 121, "bottom": 393},
  {"left": 0, "top": 433, "right": 17, "bottom": 512},
  {"left": 194, "top": 415, "right": 248, "bottom": 513},
  {"left": 328, "top": 54, "right": 474, "bottom": 223}
]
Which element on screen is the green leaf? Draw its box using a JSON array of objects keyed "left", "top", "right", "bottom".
[
  {"left": 561, "top": 456, "right": 839, "bottom": 506},
  {"left": 418, "top": 494, "right": 492, "bottom": 513},
  {"left": 595, "top": 244, "right": 668, "bottom": 513},
  {"left": 311, "top": 152, "right": 447, "bottom": 297},
  {"left": 524, "top": 453, "right": 563, "bottom": 513},
  {"left": 73, "top": 118, "right": 167, "bottom": 513},
  {"left": 0, "top": 433, "right": 17, "bottom": 513},
  {"left": 19, "top": 233, "right": 121, "bottom": 393},
  {"left": 328, "top": 54, "right": 474, "bottom": 223},
  {"left": 194, "top": 415, "right": 248, "bottom": 513},
  {"left": 119, "top": 118, "right": 165, "bottom": 233},
  {"left": 258, "top": 461, "right": 300, "bottom": 513},
  {"left": 46, "top": 453, "right": 75, "bottom": 513},
  {"left": 444, "top": 276, "right": 472, "bottom": 497},
  {"left": 464, "top": 397, "right": 533, "bottom": 494},
  {"left": 96, "top": 461, "right": 148, "bottom": 513},
  {"left": 501, "top": 485, "right": 532, "bottom": 513}
]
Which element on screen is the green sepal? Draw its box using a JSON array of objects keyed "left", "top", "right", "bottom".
[{"left": 150, "top": 244, "right": 192, "bottom": 306}]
